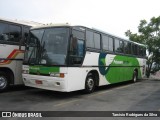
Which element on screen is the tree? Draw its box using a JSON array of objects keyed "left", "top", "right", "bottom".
[{"left": 125, "top": 16, "right": 160, "bottom": 78}]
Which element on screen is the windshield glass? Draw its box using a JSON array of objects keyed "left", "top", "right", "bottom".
[{"left": 26, "top": 27, "right": 69, "bottom": 65}]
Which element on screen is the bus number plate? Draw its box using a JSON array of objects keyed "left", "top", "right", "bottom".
[{"left": 35, "top": 80, "right": 43, "bottom": 84}]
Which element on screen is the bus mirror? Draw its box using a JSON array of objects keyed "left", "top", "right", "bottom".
[{"left": 40, "top": 59, "right": 47, "bottom": 64}]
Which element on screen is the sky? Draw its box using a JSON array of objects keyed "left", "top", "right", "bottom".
[{"left": 0, "top": 0, "right": 160, "bottom": 38}]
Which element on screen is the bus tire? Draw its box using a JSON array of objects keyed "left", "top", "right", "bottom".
[
  {"left": 0, "top": 71, "right": 9, "bottom": 92},
  {"left": 84, "top": 74, "right": 95, "bottom": 93},
  {"left": 132, "top": 71, "right": 138, "bottom": 83}
]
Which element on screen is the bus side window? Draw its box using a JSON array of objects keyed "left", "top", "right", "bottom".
[
  {"left": 77, "top": 40, "right": 84, "bottom": 56},
  {"left": 102, "top": 35, "right": 109, "bottom": 51},
  {"left": 70, "top": 37, "right": 78, "bottom": 55},
  {"left": 0, "top": 22, "right": 10, "bottom": 41},
  {"left": 119, "top": 40, "right": 124, "bottom": 53},
  {"left": 9, "top": 24, "right": 22, "bottom": 43},
  {"left": 134, "top": 44, "right": 138, "bottom": 55},
  {"left": 124, "top": 41, "right": 128, "bottom": 54},
  {"left": 124, "top": 41, "right": 131, "bottom": 54},
  {"left": 86, "top": 30, "right": 100, "bottom": 50},
  {"left": 102, "top": 35, "right": 114, "bottom": 52},
  {"left": 94, "top": 33, "right": 100, "bottom": 49},
  {"left": 132, "top": 43, "right": 138, "bottom": 55},
  {"left": 139, "top": 46, "right": 146, "bottom": 57},
  {"left": 114, "top": 39, "right": 124, "bottom": 53},
  {"left": 143, "top": 47, "right": 146, "bottom": 57},
  {"left": 131, "top": 43, "right": 134, "bottom": 55},
  {"left": 108, "top": 37, "right": 114, "bottom": 51},
  {"left": 70, "top": 37, "right": 84, "bottom": 64},
  {"left": 128, "top": 42, "right": 131, "bottom": 54},
  {"left": 86, "top": 30, "right": 94, "bottom": 48}
]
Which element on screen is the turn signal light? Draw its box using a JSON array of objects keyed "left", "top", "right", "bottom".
[
  {"left": 60, "top": 73, "right": 65, "bottom": 78},
  {"left": 50, "top": 72, "right": 65, "bottom": 78}
]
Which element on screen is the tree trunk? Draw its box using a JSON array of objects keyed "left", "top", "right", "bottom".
[{"left": 146, "top": 61, "right": 153, "bottom": 78}]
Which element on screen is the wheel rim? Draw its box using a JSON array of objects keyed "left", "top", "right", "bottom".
[
  {"left": 87, "top": 78, "right": 94, "bottom": 90},
  {"left": 133, "top": 73, "right": 137, "bottom": 82},
  {"left": 0, "top": 76, "right": 7, "bottom": 89}
]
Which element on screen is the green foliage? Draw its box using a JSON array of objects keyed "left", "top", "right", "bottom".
[{"left": 125, "top": 16, "right": 160, "bottom": 77}]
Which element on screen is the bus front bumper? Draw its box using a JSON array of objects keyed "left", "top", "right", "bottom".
[{"left": 22, "top": 74, "right": 67, "bottom": 92}]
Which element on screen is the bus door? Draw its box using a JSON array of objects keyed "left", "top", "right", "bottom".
[{"left": 69, "top": 28, "right": 85, "bottom": 65}]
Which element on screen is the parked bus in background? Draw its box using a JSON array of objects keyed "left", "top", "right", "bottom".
[
  {"left": 22, "top": 24, "right": 146, "bottom": 93},
  {"left": 0, "top": 18, "right": 43, "bottom": 92}
]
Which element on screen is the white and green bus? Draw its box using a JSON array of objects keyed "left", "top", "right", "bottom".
[{"left": 22, "top": 24, "right": 146, "bottom": 93}]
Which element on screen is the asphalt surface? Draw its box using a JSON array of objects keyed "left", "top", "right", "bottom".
[{"left": 0, "top": 78, "right": 160, "bottom": 120}]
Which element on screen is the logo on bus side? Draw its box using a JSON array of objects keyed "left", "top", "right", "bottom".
[{"left": 98, "top": 53, "right": 109, "bottom": 76}]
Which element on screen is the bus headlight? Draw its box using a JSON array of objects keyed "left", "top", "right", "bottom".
[{"left": 49, "top": 73, "right": 65, "bottom": 78}]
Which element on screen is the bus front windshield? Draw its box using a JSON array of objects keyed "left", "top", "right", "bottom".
[{"left": 27, "top": 27, "right": 69, "bottom": 65}]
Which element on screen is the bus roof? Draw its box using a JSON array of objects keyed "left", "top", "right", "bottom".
[
  {"left": 0, "top": 18, "right": 44, "bottom": 27},
  {"left": 31, "top": 23, "right": 71, "bottom": 29},
  {"left": 91, "top": 27, "right": 145, "bottom": 47},
  {"left": 30, "top": 24, "right": 146, "bottom": 47}
]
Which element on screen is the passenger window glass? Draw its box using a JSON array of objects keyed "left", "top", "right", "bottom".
[
  {"left": 115, "top": 39, "right": 124, "bottom": 53},
  {"left": 70, "top": 38, "right": 84, "bottom": 65},
  {"left": 128, "top": 43, "right": 131, "bottom": 54},
  {"left": 94, "top": 33, "right": 100, "bottom": 49},
  {"left": 132, "top": 44, "right": 138, "bottom": 55},
  {"left": 114, "top": 39, "right": 120, "bottom": 52},
  {"left": 139, "top": 46, "right": 143, "bottom": 56},
  {"left": 0, "top": 23, "right": 9, "bottom": 41},
  {"left": 72, "top": 30, "right": 84, "bottom": 40},
  {"left": 143, "top": 47, "right": 146, "bottom": 57},
  {"left": 102, "top": 35, "right": 113, "bottom": 52},
  {"left": 124, "top": 41, "right": 128, "bottom": 54},
  {"left": 86, "top": 30, "right": 101, "bottom": 49},
  {"left": 77, "top": 40, "right": 84, "bottom": 56},
  {"left": 119, "top": 41, "right": 124, "bottom": 53},
  {"left": 102, "top": 35, "right": 109, "bottom": 51},
  {"left": 108, "top": 37, "right": 113, "bottom": 51},
  {"left": 131, "top": 44, "right": 134, "bottom": 54},
  {"left": 9, "top": 24, "right": 22, "bottom": 42},
  {"left": 124, "top": 42, "right": 132, "bottom": 54},
  {"left": 137, "top": 46, "right": 140, "bottom": 56},
  {"left": 70, "top": 37, "right": 84, "bottom": 57},
  {"left": 134, "top": 45, "right": 138, "bottom": 55},
  {"left": 70, "top": 30, "right": 85, "bottom": 65},
  {"left": 86, "top": 30, "right": 94, "bottom": 48}
]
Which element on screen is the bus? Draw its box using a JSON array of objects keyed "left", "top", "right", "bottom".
[
  {"left": 22, "top": 24, "right": 146, "bottom": 93},
  {"left": 0, "top": 18, "right": 42, "bottom": 92}
]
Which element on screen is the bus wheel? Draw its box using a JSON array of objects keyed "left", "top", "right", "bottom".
[
  {"left": 0, "top": 72, "right": 9, "bottom": 92},
  {"left": 84, "top": 75, "right": 95, "bottom": 93},
  {"left": 132, "top": 71, "right": 137, "bottom": 83}
]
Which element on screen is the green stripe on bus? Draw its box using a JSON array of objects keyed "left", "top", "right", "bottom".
[
  {"left": 29, "top": 66, "right": 60, "bottom": 75},
  {"left": 106, "top": 55, "right": 142, "bottom": 83},
  {"left": 99, "top": 53, "right": 142, "bottom": 84}
]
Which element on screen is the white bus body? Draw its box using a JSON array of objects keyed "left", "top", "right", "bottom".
[{"left": 22, "top": 25, "right": 146, "bottom": 93}]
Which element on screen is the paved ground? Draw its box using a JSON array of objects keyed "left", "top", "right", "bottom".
[{"left": 0, "top": 78, "right": 160, "bottom": 120}]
